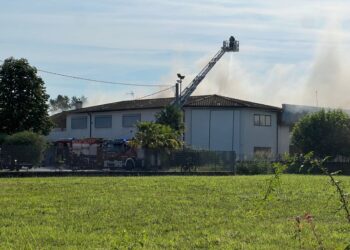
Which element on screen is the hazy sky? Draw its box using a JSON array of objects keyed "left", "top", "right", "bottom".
[{"left": 1, "top": 1, "right": 350, "bottom": 107}]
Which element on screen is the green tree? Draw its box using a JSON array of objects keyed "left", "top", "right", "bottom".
[
  {"left": 3, "top": 131, "right": 47, "bottom": 165},
  {"left": 132, "top": 122, "right": 182, "bottom": 150},
  {"left": 49, "top": 95, "right": 87, "bottom": 112},
  {"left": 292, "top": 109, "right": 350, "bottom": 158},
  {"left": 49, "top": 94, "right": 71, "bottom": 112},
  {"left": 0, "top": 57, "right": 52, "bottom": 135},
  {"left": 155, "top": 105, "right": 184, "bottom": 132},
  {"left": 70, "top": 95, "right": 87, "bottom": 108}
]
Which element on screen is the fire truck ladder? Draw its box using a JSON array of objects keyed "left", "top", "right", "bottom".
[{"left": 173, "top": 36, "right": 239, "bottom": 107}]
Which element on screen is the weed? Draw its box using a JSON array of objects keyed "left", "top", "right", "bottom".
[
  {"left": 306, "top": 155, "right": 350, "bottom": 224},
  {"left": 263, "top": 162, "right": 287, "bottom": 200},
  {"left": 304, "top": 213, "right": 324, "bottom": 249},
  {"left": 294, "top": 216, "right": 302, "bottom": 249},
  {"left": 293, "top": 213, "right": 325, "bottom": 250},
  {"left": 321, "top": 169, "right": 350, "bottom": 223}
]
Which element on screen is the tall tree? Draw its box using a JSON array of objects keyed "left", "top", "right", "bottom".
[
  {"left": 70, "top": 95, "right": 87, "bottom": 108},
  {"left": 49, "top": 95, "right": 87, "bottom": 112},
  {"left": 155, "top": 105, "right": 184, "bottom": 132},
  {"left": 292, "top": 109, "right": 350, "bottom": 158},
  {"left": 132, "top": 122, "right": 182, "bottom": 150},
  {"left": 0, "top": 57, "right": 52, "bottom": 135},
  {"left": 49, "top": 94, "right": 71, "bottom": 112}
]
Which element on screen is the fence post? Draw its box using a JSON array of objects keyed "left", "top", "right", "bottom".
[{"left": 233, "top": 151, "right": 237, "bottom": 175}]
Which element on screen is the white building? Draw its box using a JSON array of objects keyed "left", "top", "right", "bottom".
[{"left": 49, "top": 94, "right": 285, "bottom": 159}]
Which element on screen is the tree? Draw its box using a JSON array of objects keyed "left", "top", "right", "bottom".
[
  {"left": 49, "top": 95, "right": 71, "bottom": 112},
  {"left": 49, "top": 95, "right": 87, "bottom": 112},
  {"left": 132, "top": 122, "right": 182, "bottom": 150},
  {"left": 0, "top": 57, "right": 52, "bottom": 135},
  {"left": 2, "top": 131, "right": 47, "bottom": 166},
  {"left": 70, "top": 95, "right": 87, "bottom": 108},
  {"left": 291, "top": 109, "right": 350, "bottom": 158},
  {"left": 155, "top": 105, "right": 184, "bottom": 132}
]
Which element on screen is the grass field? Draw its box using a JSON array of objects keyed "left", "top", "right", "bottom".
[{"left": 0, "top": 175, "right": 349, "bottom": 249}]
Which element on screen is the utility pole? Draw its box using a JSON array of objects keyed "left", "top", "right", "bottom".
[{"left": 175, "top": 74, "right": 185, "bottom": 106}]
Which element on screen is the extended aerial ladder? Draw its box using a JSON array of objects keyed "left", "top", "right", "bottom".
[{"left": 173, "top": 36, "right": 239, "bottom": 107}]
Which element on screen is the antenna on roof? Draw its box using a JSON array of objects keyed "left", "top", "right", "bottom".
[{"left": 126, "top": 91, "right": 135, "bottom": 100}]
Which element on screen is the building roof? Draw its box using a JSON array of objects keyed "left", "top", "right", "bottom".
[
  {"left": 50, "top": 111, "right": 67, "bottom": 129},
  {"left": 50, "top": 95, "right": 281, "bottom": 129},
  {"left": 68, "top": 94, "right": 281, "bottom": 114}
]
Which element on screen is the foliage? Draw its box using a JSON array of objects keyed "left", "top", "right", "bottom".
[
  {"left": 311, "top": 156, "right": 350, "bottom": 224},
  {"left": 263, "top": 162, "right": 287, "bottom": 200},
  {"left": 284, "top": 152, "right": 320, "bottom": 174},
  {"left": 292, "top": 109, "right": 350, "bottom": 158},
  {"left": 155, "top": 105, "right": 184, "bottom": 132},
  {"left": 0, "top": 176, "right": 349, "bottom": 249},
  {"left": 2, "top": 131, "right": 47, "bottom": 165},
  {"left": 132, "top": 121, "right": 182, "bottom": 150},
  {"left": 286, "top": 152, "right": 350, "bottom": 223},
  {"left": 294, "top": 213, "right": 324, "bottom": 250},
  {"left": 0, "top": 133, "right": 8, "bottom": 145},
  {"left": 0, "top": 57, "right": 52, "bottom": 135},
  {"left": 236, "top": 157, "right": 272, "bottom": 175},
  {"left": 49, "top": 95, "right": 87, "bottom": 112}
]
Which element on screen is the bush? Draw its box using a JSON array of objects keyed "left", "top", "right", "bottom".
[
  {"left": 0, "top": 133, "right": 8, "bottom": 145},
  {"left": 292, "top": 109, "right": 350, "bottom": 158},
  {"left": 2, "top": 131, "right": 47, "bottom": 166},
  {"left": 236, "top": 157, "right": 273, "bottom": 175}
]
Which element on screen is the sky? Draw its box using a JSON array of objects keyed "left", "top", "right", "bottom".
[{"left": 1, "top": 0, "right": 350, "bottom": 108}]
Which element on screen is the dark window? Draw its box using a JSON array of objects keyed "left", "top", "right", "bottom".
[
  {"left": 265, "top": 115, "right": 271, "bottom": 126},
  {"left": 95, "top": 115, "right": 112, "bottom": 128},
  {"left": 122, "top": 114, "right": 141, "bottom": 127},
  {"left": 254, "top": 147, "right": 272, "bottom": 157},
  {"left": 254, "top": 114, "right": 272, "bottom": 126},
  {"left": 71, "top": 116, "right": 87, "bottom": 129}
]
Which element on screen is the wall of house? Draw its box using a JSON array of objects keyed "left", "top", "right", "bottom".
[
  {"left": 53, "top": 109, "right": 160, "bottom": 140},
  {"left": 184, "top": 108, "right": 278, "bottom": 158},
  {"left": 48, "top": 107, "right": 282, "bottom": 159},
  {"left": 239, "top": 109, "right": 278, "bottom": 159},
  {"left": 278, "top": 125, "right": 290, "bottom": 155}
]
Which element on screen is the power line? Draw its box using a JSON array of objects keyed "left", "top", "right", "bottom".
[
  {"left": 0, "top": 59, "right": 171, "bottom": 87},
  {"left": 136, "top": 86, "right": 174, "bottom": 100},
  {"left": 37, "top": 69, "right": 171, "bottom": 87}
]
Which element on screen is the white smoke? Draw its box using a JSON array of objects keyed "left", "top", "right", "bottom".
[{"left": 156, "top": 17, "right": 350, "bottom": 109}]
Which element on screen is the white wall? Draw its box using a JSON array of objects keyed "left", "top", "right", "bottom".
[
  {"left": 48, "top": 107, "right": 282, "bottom": 159},
  {"left": 51, "top": 109, "right": 160, "bottom": 140},
  {"left": 184, "top": 108, "right": 278, "bottom": 157},
  {"left": 278, "top": 125, "right": 290, "bottom": 155},
  {"left": 239, "top": 109, "right": 278, "bottom": 159}
]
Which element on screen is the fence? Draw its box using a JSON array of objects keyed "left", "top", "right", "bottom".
[
  {"left": 141, "top": 149, "right": 236, "bottom": 172},
  {"left": 2, "top": 144, "right": 350, "bottom": 175}
]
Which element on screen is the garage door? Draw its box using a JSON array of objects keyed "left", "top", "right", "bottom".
[
  {"left": 191, "top": 110, "right": 210, "bottom": 150},
  {"left": 210, "top": 110, "right": 233, "bottom": 151}
]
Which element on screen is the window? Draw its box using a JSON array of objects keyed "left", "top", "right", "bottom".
[
  {"left": 254, "top": 147, "right": 272, "bottom": 158},
  {"left": 254, "top": 114, "right": 272, "bottom": 126},
  {"left": 95, "top": 115, "right": 112, "bottom": 128},
  {"left": 122, "top": 114, "right": 141, "bottom": 127},
  {"left": 71, "top": 116, "right": 87, "bottom": 129}
]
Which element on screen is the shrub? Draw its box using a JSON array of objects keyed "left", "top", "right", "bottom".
[
  {"left": 3, "top": 131, "right": 47, "bottom": 166},
  {"left": 0, "top": 133, "right": 8, "bottom": 145},
  {"left": 236, "top": 157, "right": 272, "bottom": 175},
  {"left": 292, "top": 109, "right": 350, "bottom": 158}
]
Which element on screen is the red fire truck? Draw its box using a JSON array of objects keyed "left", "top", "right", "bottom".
[{"left": 54, "top": 138, "right": 141, "bottom": 170}]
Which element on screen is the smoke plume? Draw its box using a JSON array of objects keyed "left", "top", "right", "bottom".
[{"left": 156, "top": 19, "right": 350, "bottom": 109}]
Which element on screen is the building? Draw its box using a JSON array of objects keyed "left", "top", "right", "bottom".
[{"left": 49, "top": 94, "right": 285, "bottom": 159}]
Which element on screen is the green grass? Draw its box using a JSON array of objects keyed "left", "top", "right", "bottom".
[{"left": 0, "top": 175, "right": 349, "bottom": 249}]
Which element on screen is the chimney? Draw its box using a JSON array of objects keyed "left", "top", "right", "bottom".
[{"left": 74, "top": 101, "right": 83, "bottom": 109}]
